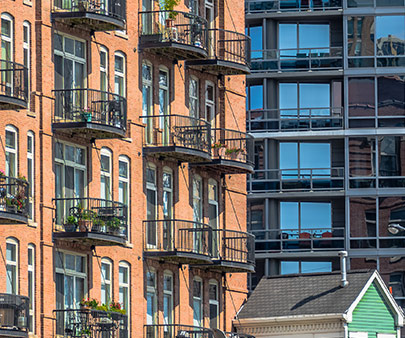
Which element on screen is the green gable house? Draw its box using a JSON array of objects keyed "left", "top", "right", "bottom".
[{"left": 234, "top": 270, "right": 404, "bottom": 338}]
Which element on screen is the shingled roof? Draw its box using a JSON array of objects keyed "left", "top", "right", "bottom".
[{"left": 238, "top": 270, "right": 375, "bottom": 319}]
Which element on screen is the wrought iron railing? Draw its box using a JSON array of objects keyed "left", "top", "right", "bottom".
[
  {"left": 251, "top": 47, "right": 343, "bottom": 72},
  {"left": 225, "top": 333, "right": 256, "bottom": 338},
  {"left": 142, "top": 114, "right": 211, "bottom": 155},
  {"left": 53, "top": 197, "right": 128, "bottom": 240},
  {"left": 0, "top": 294, "right": 29, "bottom": 334},
  {"left": 247, "top": 107, "right": 344, "bottom": 132},
  {"left": 52, "top": 0, "right": 126, "bottom": 23},
  {"left": 245, "top": 0, "right": 342, "bottom": 13},
  {"left": 139, "top": 10, "right": 208, "bottom": 52},
  {"left": 0, "top": 60, "right": 28, "bottom": 105},
  {"left": 54, "top": 309, "right": 127, "bottom": 338},
  {"left": 52, "top": 89, "right": 127, "bottom": 133},
  {"left": 253, "top": 227, "right": 345, "bottom": 253},
  {"left": 0, "top": 176, "right": 29, "bottom": 220},
  {"left": 213, "top": 229, "right": 255, "bottom": 266},
  {"left": 211, "top": 128, "right": 254, "bottom": 165},
  {"left": 206, "top": 29, "right": 251, "bottom": 67},
  {"left": 144, "top": 324, "right": 215, "bottom": 338},
  {"left": 249, "top": 167, "right": 344, "bottom": 192},
  {"left": 143, "top": 219, "right": 212, "bottom": 257}
]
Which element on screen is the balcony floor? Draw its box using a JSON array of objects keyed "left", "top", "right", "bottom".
[
  {"left": 143, "top": 145, "right": 211, "bottom": 163},
  {"left": 0, "top": 95, "right": 28, "bottom": 111},
  {"left": 186, "top": 59, "right": 251, "bottom": 75},
  {"left": 195, "top": 260, "right": 255, "bottom": 273},
  {"left": 53, "top": 231, "right": 127, "bottom": 246},
  {"left": 0, "top": 329, "right": 28, "bottom": 338},
  {"left": 51, "top": 12, "right": 126, "bottom": 31},
  {"left": 0, "top": 211, "right": 28, "bottom": 224},
  {"left": 52, "top": 121, "right": 126, "bottom": 139},
  {"left": 191, "top": 159, "right": 254, "bottom": 174},
  {"left": 144, "top": 250, "right": 213, "bottom": 265}
]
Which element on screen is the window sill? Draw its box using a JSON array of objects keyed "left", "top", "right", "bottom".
[
  {"left": 28, "top": 221, "right": 37, "bottom": 228},
  {"left": 122, "top": 137, "right": 132, "bottom": 143},
  {"left": 23, "top": 0, "right": 33, "bottom": 6},
  {"left": 125, "top": 241, "right": 133, "bottom": 248},
  {"left": 115, "top": 31, "right": 128, "bottom": 39}
]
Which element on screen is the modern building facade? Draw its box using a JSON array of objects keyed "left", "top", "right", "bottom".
[
  {"left": 0, "top": 1, "right": 253, "bottom": 338},
  {"left": 245, "top": 0, "right": 405, "bottom": 313}
]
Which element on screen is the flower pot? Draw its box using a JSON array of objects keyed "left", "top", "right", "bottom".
[
  {"left": 78, "top": 220, "right": 92, "bottom": 232},
  {"left": 64, "top": 223, "right": 77, "bottom": 233},
  {"left": 166, "top": 18, "right": 174, "bottom": 28},
  {"left": 81, "top": 112, "right": 92, "bottom": 122}
]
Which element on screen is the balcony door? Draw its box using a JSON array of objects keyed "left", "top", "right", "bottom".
[
  {"left": 208, "top": 179, "right": 219, "bottom": 257},
  {"left": 146, "top": 165, "right": 157, "bottom": 248},
  {"left": 142, "top": 62, "right": 153, "bottom": 145},
  {"left": 205, "top": 0, "right": 215, "bottom": 56},
  {"left": 193, "top": 175, "right": 203, "bottom": 253},
  {"left": 1, "top": 15, "right": 13, "bottom": 96},
  {"left": 159, "top": 68, "right": 170, "bottom": 146},
  {"left": 163, "top": 170, "right": 173, "bottom": 251}
]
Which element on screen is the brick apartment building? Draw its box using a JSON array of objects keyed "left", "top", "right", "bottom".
[{"left": 0, "top": 0, "right": 253, "bottom": 337}]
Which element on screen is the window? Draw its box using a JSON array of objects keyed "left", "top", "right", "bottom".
[
  {"left": 146, "top": 164, "right": 157, "bottom": 247},
  {"left": 27, "top": 132, "right": 34, "bottom": 220},
  {"left": 142, "top": 61, "right": 153, "bottom": 144},
  {"left": 23, "top": 22, "right": 30, "bottom": 89},
  {"left": 189, "top": 77, "right": 199, "bottom": 119},
  {"left": 119, "top": 262, "right": 130, "bottom": 315},
  {"left": 209, "top": 281, "right": 219, "bottom": 329},
  {"left": 247, "top": 84, "right": 263, "bottom": 110},
  {"left": 349, "top": 333, "right": 368, "bottom": 338},
  {"left": 119, "top": 156, "right": 129, "bottom": 238},
  {"left": 193, "top": 175, "right": 203, "bottom": 223},
  {"left": 280, "top": 202, "right": 332, "bottom": 231},
  {"left": 5, "top": 126, "right": 17, "bottom": 177},
  {"left": 279, "top": 23, "right": 330, "bottom": 50},
  {"left": 54, "top": 142, "right": 86, "bottom": 224},
  {"left": 6, "top": 238, "right": 18, "bottom": 294},
  {"left": 146, "top": 270, "right": 157, "bottom": 325},
  {"left": 193, "top": 277, "right": 203, "bottom": 327},
  {"left": 28, "top": 244, "right": 35, "bottom": 333},
  {"left": 189, "top": 0, "right": 199, "bottom": 15},
  {"left": 55, "top": 252, "right": 86, "bottom": 334},
  {"left": 101, "top": 259, "right": 112, "bottom": 305},
  {"left": 114, "top": 52, "right": 125, "bottom": 97},
  {"left": 163, "top": 272, "right": 173, "bottom": 327},
  {"left": 246, "top": 25, "right": 263, "bottom": 59},
  {"left": 280, "top": 261, "right": 332, "bottom": 274},
  {"left": 375, "top": 16, "right": 405, "bottom": 57},
  {"left": 54, "top": 34, "right": 85, "bottom": 91},
  {"left": 163, "top": 168, "right": 172, "bottom": 220},
  {"left": 208, "top": 179, "right": 219, "bottom": 256},
  {"left": 205, "top": 82, "right": 215, "bottom": 128},
  {"left": 100, "top": 47, "right": 108, "bottom": 93},
  {"left": 1, "top": 14, "right": 13, "bottom": 62},
  {"left": 100, "top": 148, "right": 112, "bottom": 201}
]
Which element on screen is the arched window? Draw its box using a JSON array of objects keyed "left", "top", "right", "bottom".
[
  {"left": 119, "top": 156, "right": 130, "bottom": 239},
  {"left": 27, "top": 131, "right": 34, "bottom": 220},
  {"left": 146, "top": 269, "right": 157, "bottom": 325},
  {"left": 146, "top": 163, "right": 157, "bottom": 247},
  {"left": 114, "top": 52, "right": 125, "bottom": 97},
  {"left": 28, "top": 244, "right": 35, "bottom": 332},
  {"left": 208, "top": 179, "right": 219, "bottom": 257},
  {"left": 209, "top": 280, "right": 219, "bottom": 329},
  {"left": 205, "top": 81, "right": 215, "bottom": 127},
  {"left": 6, "top": 237, "right": 18, "bottom": 294},
  {"left": 142, "top": 61, "right": 153, "bottom": 144},
  {"left": 5, "top": 125, "right": 18, "bottom": 177},
  {"left": 193, "top": 277, "right": 203, "bottom": 326},
  {"left": 163, "top": 271, "right": 173, "bottom": 326},
  {"left": 189, "top": 76, "right": 199, "bottom": 119},
  {"left": 23, "top": 21, "right": 31, "bottom": 91},
  {"left": 1, "top": 14, "right": 14, "bottom": 62},
  {"left": 119, "top": 262, "right": 130, "bottom": 315},
  {"left": 101, "top": 258, "right": 112, "bottom": 304},
  {"left": 193, "top": 175, "right": 203, "bottom": 223},
  {"left": 100, "top": 148, "right": 112, "bottom": 200},
  {"left": 100, "top": 46, "right": 108, "bottom": 93}
]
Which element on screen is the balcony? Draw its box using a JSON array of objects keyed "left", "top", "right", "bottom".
[
  {"left": 186, "top": 29, "right": 251, "bottom": 75},
  {"left": 51, "top": 0, "right": 126, "bottom": 31},
  {"left": 0, "top": 61, "right": 28, "bottom": 110},
  {"left": 247, "top": 107, "right": 344, "bottom": 133},
  {"left": 145, "top": 325, "right": 253, "bottom": 338},
  {"left": 52, "top": 89, "right": 127, "bottom": 139},
  {"left": 245, "top": 0, "right": 342, "bottom": 14},
  {"left": 254, "top": 227, "right": 345, "bottom": 256},
  {"left": 138, "top": 11, "right": 208, "bottom": 60},
  {"left": 249, "top": 168, "right": 344, "bottom": 193},
  {"left": 143, "top": 219, "right": 213, "bottom": 264},
  {"left": 142, "top": 115, "right": 211, "bottom": 163},
  {"left": 250, "top": 47, "right": 343, "bottom": 74},
  {"left": 54, "top": 309, "right": 127, "bottom": 338},
  {"left": 211, "top": 230, "right": 255, "bottom": 272},
  {"left": 53, "top": 197, "right": 128, "bottom": 246},
  {"left": 0, "top": 294, "right": 29, "bottom": 338},
  {"left": 193, "top": 129, "right": 254, "bottom": 174},
  {"left": 0, "top": 176, "right": 29, "bottom": 224}
]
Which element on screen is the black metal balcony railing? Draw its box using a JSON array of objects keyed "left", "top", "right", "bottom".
[
  {"left": 245, "top": 0, "right": 342, "bottom": 13},
  {"left": 0, "top": 176, "right": 29, "bottom": 224},
  {"left": 0, "top": 294, "right": 29, "bottom": 338},
  {"left": 53, "top": 89, "right": 127, "bottom": 138},
  {"left": 53, "top": 197, "right": 128, "bottom": 245},
  {"left": 143, "top": 219, "right": 212, "bottom": 262},
  {"left": 186, "top": 29, "right": 251, "bottom": 75},
  {"left": 139, "top": 10, "right": 208, "bottom": 60},
  {"left": 251, "top": 47, "right": 343, "bottom": 73},
  {"left": 52, "top": 0, "right": 126, "bottom": 31},
  {"left": 0, "top": 60, "right": 29, "bottom": 110},
  {"left": 142, "top": 115, "right": 211, "bottom": 162},
  {"left": 212, "top": 229, "right": 255, "bottom": 272},
  {"left": 253, "top": 227, "right": 345, "bottom": 253},
  {"left": 247, "top": 107, "right": 344, "bottom": 132},
  {"left": 249, "top": 168, "right": 344, "bottom": 193},
  {"left": 54, "top": 309, "right": 127, "bottom": 338}
]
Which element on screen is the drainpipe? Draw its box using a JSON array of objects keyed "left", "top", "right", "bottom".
[{"left": 339, "top": 251, "right": 349, "bottom": 288}]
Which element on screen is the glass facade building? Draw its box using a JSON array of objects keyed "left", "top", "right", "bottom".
[{"left": 246, "top": 0, "right": 405, "bottom": 319}]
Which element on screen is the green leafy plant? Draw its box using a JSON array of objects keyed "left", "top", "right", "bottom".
[
  {"left": 106, "top": 217, "right": 121, "bottom": 231},
  {"left": 80, "top": 328, "right": 92, "bottom": 336},
  {"left": 80, "top": 298, "right": 99, "bottom": 308},
  {"left": 225, "top": 147, "right": 243, "bottom": 155},
  {"left": 160, "top": 0, "right": 180, "bottom": 19},
  {"left": 211, "top": 142, "right": 226, "bottom": 149},
  {"left": 66, "top": 215, "right": 78, "bottom": 225},
  {"left": 109, "top": 302, "right": 126, "bottom": 315}
]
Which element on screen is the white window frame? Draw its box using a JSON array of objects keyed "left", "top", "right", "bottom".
[
  {"left": 204, "top": 0, "right": 214, "bottom": 28},
  {"left": 119, "top": 262, "right": 130, "bottom": 316},
  {"left": 158, "top": 66, "right": 170, "bottom": 146},
  {"left": 163, "top": 271, "right": 173, "bottom": 326},
  {"left": 23, "top": 21, "right": 30, "bottom": 91},
  {"left": 205, "top": 81, "right": 215, "bottom": 125},
  {"left": 100, "top": 46, "right": 108, "bottom": 92},
  {"left": 209, "top": 280, "right": 219, "bottom": 329},
  {"left": 27, "top": 131, "right": 34, "bottom": 221},
  {"left": 118, "top": 156, "right": 130, "bottom": 240},
  {"left": 101, "top": 258, "right": 112, "bottom": 305},
  {"left": 193, "top": 277, "right": 203, "bottom": 327},
  {"left": 146, "top": 269, "right": 157, "bottom": 325},
  {"left": 114, "top": 52, "right": 125, "bottom": 97},
  {"left": 54, "top": 250, "right": 87, "bottom": 309},
  {"left": 189, "top": 76, "right": 199, "bottom": 119},
  {"left": 208, "top": 179, "right": 219, "bottom": 257},
  {"left": 100, "top": 148, "right": 112, "bottom": 201},
  {"left": 162, "top": 167, "right": 173, "bottom": 220},
  {"left": 377, "top": 335, "right": 396, "bottom": 338},
  {"left": 5, "top": 125, "right": 18, "bottom": 178},
  {"left": 28, "top": 244, "right": 35, "bottom": 333},
  {"left": 146, "top": 163, "right": 157, "bottom": 248},
  {"left": 193, "top": 175, "right": 203, "bottom": 223},
  {"left": 1, "top": 14, "right": 13, "bottom": 62},
  {"left": 142, "top": 61, "right": 153, "bottom": 144},
  {"left": 6, "top": 238, "right": 18, "bottom": 294},
  {"left": 349, "top": 332, "right": 369, "bottom": 338}
]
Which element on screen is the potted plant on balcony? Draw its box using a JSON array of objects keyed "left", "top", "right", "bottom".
[
  {"left": 106, "top": 217, "right": 121, "bottom": 236},
  {"left": 160, "top": 0, "right": 180, "bottom": 27},
  {"left": 211, "top": 141, "right": 227, "bottom": 157},
  {"left": 79, "top": 328, "right": 92, "bottom": 338},
  {"left": 64, "top": 215, "right": 78, "bottom": 233},
  {"left": 81, "top": 107, "right": 92, "bottom": 122},
  {"left": 225, "top": 147, "right": 244, "bottom": 160},
  {"left": 80, "top": 298, "right": 98, "bottom": 310},
  {"left": 75, "top": 204, "right": 95, "bottom": 232}
]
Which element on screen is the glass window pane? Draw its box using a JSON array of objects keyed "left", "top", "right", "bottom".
[
  {"left": 119, "top": 160, "right": 128, "bottom": 178},
  {"left": 280, "top": 202, "right": 298, "bottom": 229},
  {"left": 350, "top": 197, "right": 377, "bottom": 239},
  {"left": 249, "top": 85, "right": 263, "bottom": 110},
  {"left": 349, "top": 138, "right": 376, "bottom": 177},
  {"left": 65, "top": 37, "right": 74, "bottom": 55},
  {"left": 279, "top": 24, "right": 297, "bottom": 50},
  {"left": 378, "top": 76, "right": 405, "bottom": 117},
  {"left": 301, "top": 202, "right": 331, "bottom": 230},
  {"left": 280, "top": 143, "right": 298, "bottom": 169},
  {"left": 299, "top": 24, "right": 330, "bottom": 49},
  {"left": 347, "top": 17, "right": 375, "bottom": 57},
  {"left": 376, "top": 16, "right": 405, "bottom": 56},
  {"left": 280, "top": 261, "right": 299, "bottom": 274},
  {"left": 6, "top": 243, "right": 16, "bottom": 261},
  {"left": 301, "top": 262, "right": 332, "bottom": 273},
  {"left": 279, "top": 83, "right": 297, "bottom": 109},
  {"left": 300, "top": 143, "right": 330, "bottom": 169},
  {"left": 65, "top": 145, "right": 75, "bottom": 162},
  {"left": 349, "top": 78, "right": 375, "bottom": 117},
  {"left": 5, "top": 130, "right": 15, "bottom": 149},
  {"left": 101, "top": 154, "right": 110, "bottom": 172},
  {"left": 299, "top": 84, "right": 330, "bottom": 109}
]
